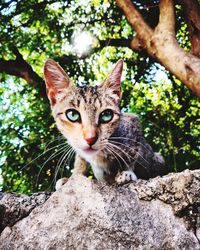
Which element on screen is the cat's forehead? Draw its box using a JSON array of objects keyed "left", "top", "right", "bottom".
[
  {"left": 68, "top": 85, "right": 103, "bottom": 107},
  {"left": 78, "top": 85, "right": 100, "bottom": 99},
  {"left": 78, "top": 85, "right": 99, "bottom": 94},
  {"left": 57, "top": 84, "right": 119, "bottom": 111}
]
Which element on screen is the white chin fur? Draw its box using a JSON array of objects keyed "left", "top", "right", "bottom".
[{"left": 77, "top": 148, "right": 99, "bottom": 161}]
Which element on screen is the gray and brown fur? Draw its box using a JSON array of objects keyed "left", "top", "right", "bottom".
[{"left": 43, "top": 59, "right": 167, "bottom": 185}]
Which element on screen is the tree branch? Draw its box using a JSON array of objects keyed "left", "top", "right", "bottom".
[
  {"left": 88, "top": 38, "right": 141, "bottom": 57},
  {"left": 115, "top": 0, "right": 200, "bottom": 97},
  {"left": 130, "top": 35, "right": 146, "bottom": 51},
  {"left": 182, "top": 0, "right": 200, "bottom": 58},
  {"left": 157, "top": 0, "right": 175, "bottom": 34},
  {"left": 99, "top": 38, "right": 132, "bottom": 48},
  {"left": 152, "top": 0, "right": 200, "bottom": 97},
  {"left": 0, "top": 48, "right": 47, "bottom": 99},
  {"left": 115, "top": 0, "right": 153, "bottom": 43}
]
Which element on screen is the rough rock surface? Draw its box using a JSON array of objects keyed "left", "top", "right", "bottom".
[
  {"left": 0, "top": 169, "right": 200, "bottom": 250},
  {"left": 0, "top": 192, "right": 51, "bottom": 233}
]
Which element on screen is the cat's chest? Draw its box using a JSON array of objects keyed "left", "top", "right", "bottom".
[
  {"left": 79, "top": 153, "right": 112, "bottom": 181},
  {"left": 89, "top": 155, "right": 117, "bottom": 181},
  {"left": 85, "top": 153, "right": 111, "bottom": 170}
]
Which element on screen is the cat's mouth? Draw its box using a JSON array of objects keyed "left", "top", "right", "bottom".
[{"left": 83, "top": 147, "right": 98, "bottom": 154}]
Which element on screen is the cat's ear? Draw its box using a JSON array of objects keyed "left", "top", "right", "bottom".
[
  {"left": 103, "top": 59, "right": 123, "bottom": 98},
  {"left": 43, "top": 59, "right": 72, "bottom": 105}
]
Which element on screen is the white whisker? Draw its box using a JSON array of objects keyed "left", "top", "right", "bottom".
[
  {"left": 60, "top": 148, "right": 75, "bottom": 179},
  {"left": 44, "top": 135, "right": 65, "bottom": 150},
  {"left": 106, "top": 144, "right": 130, "bottom": 170},
  {"left": 110, "top": 136, "right": 151, "bottom": 152},
  {"left": 36, "top": 144, "right": 70, "bottom": 187},
  {"left": 53, "top": 147, "right": 75, "bottom": 186},
  {"left": 54, "top": 148, "right": 72, "bottom": 179},
  {"left": 21, "top": 141, "right": 68, "bottom": 171},
  {"left": 104, "top": 145, "right": 123, "bottom": 171},
  {"left": 109, "top": 140, "right": 149, "bottom": 166}
]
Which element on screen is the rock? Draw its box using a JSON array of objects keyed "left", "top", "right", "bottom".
[
  {"left": 0, "top": 169, "right": 200, "bottom": 250},
  {"left": 0, "top": 192, "right": 51, "bottom": 233}
]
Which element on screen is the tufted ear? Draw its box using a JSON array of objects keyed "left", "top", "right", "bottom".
[
  {"left": 103, "top": 59, "right": 123, "bottom": 98},
  {"left": 43, "top": 59, "right": 72, "bottom": 105}
]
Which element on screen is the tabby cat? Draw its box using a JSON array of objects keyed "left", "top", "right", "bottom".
[{"left": 43, "top": 59, "right": 166, "bottom": 187}]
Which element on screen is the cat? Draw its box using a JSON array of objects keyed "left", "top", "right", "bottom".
[{"left": 43, "top": 59, "right": 167, "bottom": 188}]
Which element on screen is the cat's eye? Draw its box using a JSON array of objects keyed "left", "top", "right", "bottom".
[
  {"left": 65, "top": 109, "right": 81, "bottom": 123},
  {"left": 99, "top": 109, "right": 114, "bottom": 124}
]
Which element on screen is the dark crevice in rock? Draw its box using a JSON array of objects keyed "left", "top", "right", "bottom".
[
  {"left": 0, "top": 192, "right": 52, "bottom": 233},
  {"left": 176, "top": 203, "right": 200, "bottom": 243}
]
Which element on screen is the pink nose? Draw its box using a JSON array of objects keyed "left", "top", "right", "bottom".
[{"left": 85, "top": 136, "right": 98, "bottom": 146}]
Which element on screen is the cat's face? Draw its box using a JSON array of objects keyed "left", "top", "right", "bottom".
[{"left": 43, "top": 59, "right": 123, "bottom": 159}]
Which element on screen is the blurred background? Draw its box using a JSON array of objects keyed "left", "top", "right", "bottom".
[{"left": 0, "top": 0, "right": 199, "bottom": 193}]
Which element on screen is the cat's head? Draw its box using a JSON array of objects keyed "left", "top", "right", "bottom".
[{"left": 43, "top": 59, "right": 123, "bottom": 159}]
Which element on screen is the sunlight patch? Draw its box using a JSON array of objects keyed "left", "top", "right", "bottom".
[{"left": 72, "top": 31, "right": 97, "bottom": 57}]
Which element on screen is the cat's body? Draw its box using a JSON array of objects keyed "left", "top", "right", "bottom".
[
  {"left": 44, "top": 59, "right": 166, "bottom": 186},
  {"left": 74, "top": 112, "right": 165, "bottom": 184}
]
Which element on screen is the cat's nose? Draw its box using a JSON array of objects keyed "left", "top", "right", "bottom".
[{"left": 85, "top": 136, "right": 98, "bottom": 146}]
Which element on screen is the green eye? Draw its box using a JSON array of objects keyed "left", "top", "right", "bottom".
[
  {"left": 65, "top": 109, "right": 81, "bottom": 123},
  {"left": 99, "top": 109, "right": 114, "bottom": 124}
]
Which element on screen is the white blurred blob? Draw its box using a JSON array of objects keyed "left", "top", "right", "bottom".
[{"left": 72, "top": 31, "right": 96, "bottom": 57}]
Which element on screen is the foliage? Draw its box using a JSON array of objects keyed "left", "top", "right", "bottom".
[{"left": 0, "top": 0, "right": 199, "bottom": 194}]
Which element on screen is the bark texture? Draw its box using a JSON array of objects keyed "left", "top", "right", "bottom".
[
  {"left": 182, "top": 0, "right": 200, "bottom": 58},
  {"left": 0, "top": 48, "right": 47, "bottom": 99},
  {"left": 0, "top": 170, "right": 199, "bottom": 250},
  {"left": 116, "top": 0, "right": 200, "bottom": 97}
]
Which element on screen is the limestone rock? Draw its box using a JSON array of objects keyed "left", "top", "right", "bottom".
[
  {"left": 0, "top": 192, "right": 51, "bottom": 233},
  {"left": 0, "top": 169, "right": 200, "bottom": 250}
]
